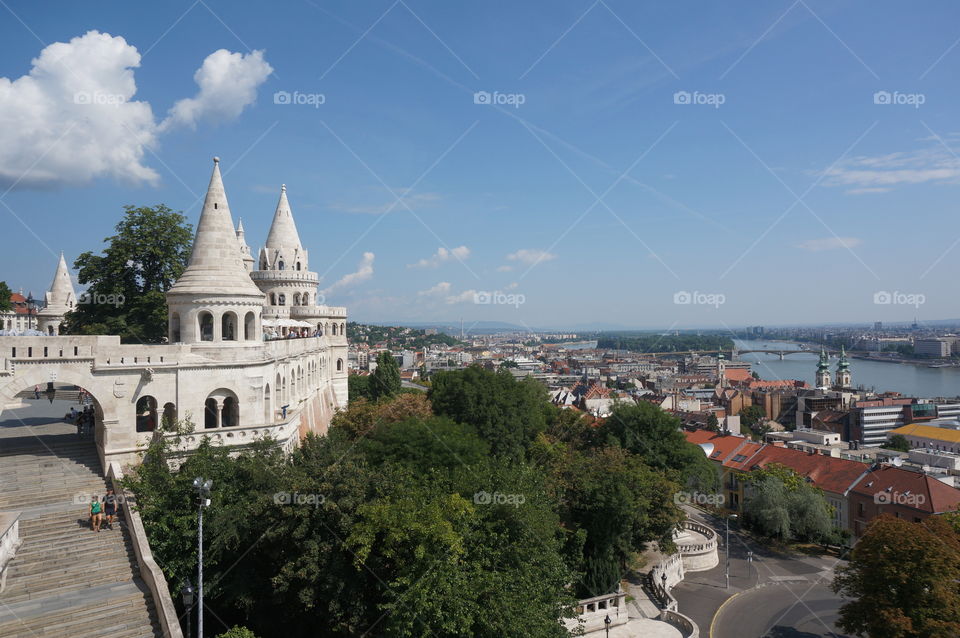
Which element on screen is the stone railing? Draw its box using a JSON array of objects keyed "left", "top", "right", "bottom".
[
  {"left": 660, "top": 609, "right": 699, "bottom": 638},
  {"left": 0, "top": 511, "right": 22, "bottom": 593},
  {"left": 108, "top": 463, "right": 184, "bottom": 638},
  {"left": 677, "top": 520, "right": 719, "bottom": 572},
  {"left": 564, "top": 590, "right": 628, "bottom": 635},
  {"left": 647, "top": 552, "right": 683, "bottom": 611}
]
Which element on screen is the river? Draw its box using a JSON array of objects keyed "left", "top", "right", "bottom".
[{"left": 734, "top": 339, "right": 960, "bottom": 399}]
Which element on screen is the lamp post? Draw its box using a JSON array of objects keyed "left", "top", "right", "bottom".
[
  {"left": 180, "top": 581, "right": 194, "bottom": 638},
  {"left": 725, "top": 513, "right": 738, "bottom": 589},
  {"left": 661, "top": 572, "right": 667, "bottom": 603},
  {"left": 604, "top": 614, "right": 611, "bottom": 638},
  {"left": 192, "top": 477, "right": 213, "bottom": 638}
]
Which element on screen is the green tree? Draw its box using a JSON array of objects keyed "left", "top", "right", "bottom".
[
  {"left": 706, "top": 413, "right": 720, "bottom": 432},
  {"left": 739, "top": 405, "right": 765, "bottom": 430},
  {"left": 369, "top": 351, "right": 401, "bottom": 401},
  {"left": 429, "top": 365, "right": 547, "bottom": 461},
  {"left": 216, "top": 627, "right": 258, "bottom": 638},
  {"left": 348, "top": 374, "right": 371, "bottom": 401},
  {"left": 0, "top": 281, "right": 12, "bottom": 312},
  {"left": 743, "top": 464, "right": 832, "bottom": 542},
  {"left": 883, "top": 434, "right": 911, "bottom": 453},
  {"left": 62, "top": 205, "right": 192, "bottom": 342},
  {"left": 595, "top": 402, "right": 719, "bottom": 493},
  {"left": 833, "top": 515, "right": 960, "bottom": 638}
]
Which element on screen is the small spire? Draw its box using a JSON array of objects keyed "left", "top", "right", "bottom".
[
  {"left": 237, "top": 217, "right": 245, "bottom": 233},
  {"left": 213, "top": 156, "right": 220, "bottom": 164},
  {"left": 281, "top": 183, "right": 286, "bottom": 192}
]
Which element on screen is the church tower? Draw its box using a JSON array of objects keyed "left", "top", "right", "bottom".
[
  {"left": 835, "top": 346, "right": 852, "bottom": 389},
  {"left": 166, "top": 157, "right": 265, "bottom": 345},
  {"left": 252, "top": 185, "right": 320, "bottom": 324},
  {"left": 815, "top": 348, "right": 832, "bottom": 390},
  {"left": 36, "top": 252, "right": 76, "bottom": 335}
]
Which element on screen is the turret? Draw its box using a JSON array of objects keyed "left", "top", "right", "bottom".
[
  {"left": 166, "top": 157, "right": 265, "bottom": 345},
  {"left": 236, "top": 218, "right": 255, "bottom": 273},
  {"left": 37, "top": 252, "right": 77, "bottom": 335},
  {"left": 836, "top": 346, "right": 851, "bottom": 388},
  {"left": 815, "top": 347, "right": 832, "bottom": 390}
]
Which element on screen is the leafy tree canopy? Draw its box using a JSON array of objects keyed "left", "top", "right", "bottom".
[
  {"left": 0, "top": 281, "right": 12, "bottom": 312},
  {"left": 882, "top": 434, "right": 911, "bottom": 453},
  {"left": 61, "top": 204, "right": 192, "bottom": 342}
]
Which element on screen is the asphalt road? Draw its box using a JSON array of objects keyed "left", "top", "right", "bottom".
[{"left": 712, "top": 582, "right": 850, "bottom": 638}]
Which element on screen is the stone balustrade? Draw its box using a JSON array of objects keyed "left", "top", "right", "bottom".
[
  {"left": 0, "top": 511, "right": 21, "bottom": 593},
  {"left": 660, "top": 609, "right": 699, "bottom": 638},
  {"left": 676, "top": 520, "right": 719, "bottom": 571}
]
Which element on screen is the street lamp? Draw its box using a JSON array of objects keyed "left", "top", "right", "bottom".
[
  {"left": 725, "top": 513, "right": 738, "bottom": 590},
  {"left": 192, "top": 477, "right": 213, "bottom": 638},
  {"left": 180, "top": 581, "right": 194, "bottom": 638},
  {"left": 661, "top": 572, "right": 667, "bottom": 601},
  {"left": 604, "top": 614, "right": 611, "bottom": 638}
]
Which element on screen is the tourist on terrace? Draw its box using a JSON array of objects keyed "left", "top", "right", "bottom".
[{"left": 90, "top": 496, "right": 103, "bottom": 532}]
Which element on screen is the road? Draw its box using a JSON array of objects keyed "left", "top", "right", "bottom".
[
  {"left": 673, "top": 506, "right": 847, "bottom": 637},
  {"left": 712, "top": 583, "right": 850, "bottom": 638}
]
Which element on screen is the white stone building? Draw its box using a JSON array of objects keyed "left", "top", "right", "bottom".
[{"left": 0, "top": 157, "right": 348, "bottom": 467}]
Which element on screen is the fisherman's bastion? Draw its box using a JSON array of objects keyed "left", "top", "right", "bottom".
[{"left": 0, "top": 157, "right": 349, "bottom": 468}]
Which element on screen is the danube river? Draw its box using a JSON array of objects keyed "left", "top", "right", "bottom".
[{"left": 734, "top": 339, "right": 960, "bottom": 399}]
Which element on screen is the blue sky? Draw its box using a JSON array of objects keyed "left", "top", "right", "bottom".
[{"left": 2, "top": 0, "right": 960, "bottom": 329}]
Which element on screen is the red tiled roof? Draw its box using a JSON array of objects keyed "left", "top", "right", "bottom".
[
  {"left": 746, "top": 379, "right": 808, "bottom": 390},
  {"left": 746, "top": 446, "right": 869, "bottom": 495},
  {"left": 683, "top": 430, "right": 749, "bottom": 463},
  {"left": 724, "top": 368, "right": 752, "bottom": 383},
  {"left": 849, "top": 464, "right": 960, "bottom": 514}
]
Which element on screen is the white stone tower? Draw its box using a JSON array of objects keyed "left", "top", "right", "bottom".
[
  {"left": 166, "top": 157, "right": 265, "bottom": 345},
  {"left": 236, "top": 218, "right": 255, "bottom": 273},
  {"left": 252, "top": 185, "right": 320, "bottom": 321},
  {"left": 37, "top": 252, "right": 77, "bottom": 335}
]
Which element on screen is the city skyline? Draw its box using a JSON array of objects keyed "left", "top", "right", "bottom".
[{"left": 3, "top": 1, "right": 960, "bottom": 327}]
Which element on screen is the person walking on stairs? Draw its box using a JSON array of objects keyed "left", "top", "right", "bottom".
[
  {"left": 103, "top": 488, "right": 118, "bottom": 530},
  {"left": 90, "top": 496, "right": 103, "bottom": 532}
]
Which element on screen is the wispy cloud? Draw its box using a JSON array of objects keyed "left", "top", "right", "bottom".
[
  {"left": 408, "top": 246, "right": 470, "bottom": 268},
  {"left": 506, "top": 249, "right": 556, "bottom": 266},
  {"left": 417, "top": 281, "right": 451, "bottom": 296},
  {"left": 796, "top": 237, "right": 862, "bottom": 252},
  {"left": 445, "top": 289, "right": 477, "bottom": 304},
  {"left": 822, "top": 147, "right": 960, "bottom": 193},
  {"left": 323, "top": 252, "right": 374, "bottom": 294}
]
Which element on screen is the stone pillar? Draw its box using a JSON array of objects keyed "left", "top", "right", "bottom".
[{"left": 215, "top": 401, "right": 223, "bottom": 428}]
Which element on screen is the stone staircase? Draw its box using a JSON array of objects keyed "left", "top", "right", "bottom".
[{"left": 0, "top": 437, "right": 162, "bottom": 637}]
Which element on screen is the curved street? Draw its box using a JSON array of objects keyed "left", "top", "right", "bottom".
[{"left": 712, "top": 583, "right": 849, "bottom": 638}]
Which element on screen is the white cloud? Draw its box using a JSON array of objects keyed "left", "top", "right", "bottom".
[
  {"left": 823, "top": 148, "right": 960, "bottom": 194},
  {"left": 160, "top": 49, "right": 272, "bottom": 131},
  {"left": 0, "top": 31, "right": 271, "bottom": 190},
  {"left": 506, "top": 249, "right": 556, "bottom": 265},
  {"left": 418, "top": 281, "right": 451, "bottom": 296},
  {"left": 323, "top": 252, "right": 375, "bottom": 294},
  {"left": 408, "top": 246, "right": 470, "bottom": 268},
  {"left": 445, "top": 289, "right": 477, "bottom": 304},
  {"left": 796, "top": 237, "right": 862, "bottom": 252},
  {"left": 497, "top": 265, "right": 513, "bottom": 272}
]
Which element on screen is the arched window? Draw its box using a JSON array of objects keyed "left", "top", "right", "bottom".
[
  {"left": 204, "top": 398, "right": 218, "bottom": 429},
  {"left": 264, "top": 384, "right": 272, "bottom": 423},
  {"left": 244, "top": 312, "right": 256, "bottom": 341},
  {"left": 170, "top": 312, "right": 181, "bottom": 342},
  {"left": 293, "top": 293, "right": 301, "bottom": 306},
  {"left": 278, "top": 294, "right": 286, "bottom": 306},
  {"left": 222, "top": 396, "right": 238, "bottom": 427},
  {"left": 296, "top": 261, "right": 301, "bottom": 271},
  {"left": 281, "top": 375, "right": 287, "bottom": 405},
  {"left": 199, "top": 312, "right": 214, "bottom": 342},
  {"left": 136, "top": 396, "right": 158, "bottom": 433},
  {"left": 162, "top": 402, "right": 177, "bottom": 430},
  {"left": 278, "top": 260, "right": 285, "bottom": 271},
  {"left": 222, "top": 312, "right": 237, "bottom": 341},
  {"left": 317, "top": 323, "right": 323, "bottom": 335},
  {"left": 337, "top": 358, "right": 343, "bottom": 372},
  {"left": 290, "top": 371, "right": 296, "bottom": 401},
  {"left": 301, "top": 293, "right": 309, "bottom": 306},
  {"left": 340, "top": 322, "right": 345, "bottom": 335},
  {"left": 332, "top": 323, "right": 338, "bottom": 336},
  {"left": 270, "top": 292, "right": 276, "bottom": 306}
]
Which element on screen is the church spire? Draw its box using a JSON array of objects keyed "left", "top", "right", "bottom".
[
  {"left": 168, "top": 157, "right": 263, "bottom": 297},
  {"left": 265, "top": 184, "right": 303, "bottom": 251}
]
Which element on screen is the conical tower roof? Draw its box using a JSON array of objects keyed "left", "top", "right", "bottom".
[
  {"left": 817, "top": 347, "right": 830, "bottom": 371},
  {"left": 265, "top": 184, "right": 303, "bottom": 250},
  {"left": 168, "top": 158, "right": 263, "bottom": 298},
  {"left": 42, "top": 252, "right": 76, "bottom": 310},
  {"left": 837, "top": 345, "right": 850, "bottom": 370}
]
